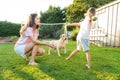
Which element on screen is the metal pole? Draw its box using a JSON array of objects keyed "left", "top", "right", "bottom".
[
  {"left": 114, "top": 3, "right": 119, "bottom": 47},
  {"left": 110, "top": 5, "right": 114, "bottom": 47},
  {"left": 106, "top": 7, "right": 109, "bottom": 46}
]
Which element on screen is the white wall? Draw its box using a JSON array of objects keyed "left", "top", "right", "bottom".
[{"left": 91, "top": 1, "right": 120, "bottom": 47}]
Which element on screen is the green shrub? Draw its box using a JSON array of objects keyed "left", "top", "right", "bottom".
[
  {"left": 39, "top": 25, "right": 63, "bottom": 39},
  {"left": 0, "top": 21, "right": 21, "bottom": 37},
  {"left": 10, "top": 36, "right": 19, "bottom": 40},
  {"left": 54, "top": 26, "right": 64, "bottom": 39},
  {"left": 70, "top": 27, "right": 79, "bottom": 41}
]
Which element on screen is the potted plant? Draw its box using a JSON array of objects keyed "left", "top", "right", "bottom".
[{"left": 10, "top": 36, "right": 18, "bottom": 44}]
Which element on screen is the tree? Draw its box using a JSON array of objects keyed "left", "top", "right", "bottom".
[
  {"left": 40, "top": 6, "right": 66, "bottom": 39},
  {"left": 66, "top": 0, "right": 115, "bottom": 22},
  {"left": 66, "top": 0, "right": 114, "bottom": 40}
]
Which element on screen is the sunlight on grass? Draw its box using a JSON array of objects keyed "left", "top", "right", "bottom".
[
  {"left": 2, "top": 69, "right": 24, "bottom": 80},
  {"left": 93, "top": 71, "right": 119, "bottom": 80},
  {"left": 21, "top": 66, "right": 55, "bottom": 80}
]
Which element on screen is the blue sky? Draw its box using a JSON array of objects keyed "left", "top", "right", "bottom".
[{"left": 0, "top": 0, "right": 73, "bottom": 23}]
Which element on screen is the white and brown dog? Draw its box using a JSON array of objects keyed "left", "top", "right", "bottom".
[{"left": 48, "top": 34, "right": 67, "bottom": 56}]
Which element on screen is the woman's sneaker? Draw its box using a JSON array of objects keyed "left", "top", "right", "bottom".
[{"left": 29, "top": 62, "right": 38, "bottom": 65}]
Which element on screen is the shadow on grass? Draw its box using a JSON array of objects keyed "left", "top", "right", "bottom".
[
  {"left": 36, "top": 54, "right": 97, "bottom": 80},
  {"left": 36, "top": 46, "right": 120, "bottom": 80},
  {"left": 0, "top": 71, "right": 4, "bottom": 80},
  {"left": 38, "top": 58, "right": 120, "bottom": 80}
]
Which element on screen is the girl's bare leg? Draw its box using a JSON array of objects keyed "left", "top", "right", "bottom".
[
  {"left": 85, "top": 50, "right": 91, "bottom": 68},
  {"left": 66, "top": 49, "right": 79, "bottom": 60}
]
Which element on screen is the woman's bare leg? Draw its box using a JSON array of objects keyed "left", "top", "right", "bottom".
[
  {"left": 24, "top": 43, "right": 46, "bottom": 65},
  {"left": 24, "top": 43, "right": 34, "bottom": 61},
  {"left": 24, "top": 43, "right": 39, "bottom": 63},
  {"left": 30, "top": 44, "right": 40, "bottom": 63},
  {"left": 24, "top": 43, "right": 35, "bottom": 54}
]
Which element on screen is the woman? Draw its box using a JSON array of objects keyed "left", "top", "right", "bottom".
[{"left": 14, "top": 13, "right": 54, "bottom": 65}]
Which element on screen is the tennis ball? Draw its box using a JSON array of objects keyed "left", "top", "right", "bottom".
[{"left": 92, "top": 17, "right": 97, "bottom": 21}]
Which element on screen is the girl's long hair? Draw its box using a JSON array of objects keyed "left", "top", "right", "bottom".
[{"left": 20, "top": 13, "right": 39, "bottom": 36}]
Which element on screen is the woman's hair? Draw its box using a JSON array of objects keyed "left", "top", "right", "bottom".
[{"left": 20, "top": 13, "right": 39, "bottom": 36}]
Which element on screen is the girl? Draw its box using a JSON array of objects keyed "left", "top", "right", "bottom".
[{"left": 66, "top": 7, "right": 96, "bottom": 68}]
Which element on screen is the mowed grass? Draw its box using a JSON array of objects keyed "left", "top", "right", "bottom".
[{"left": 0, "top": 41, "right": 120, "bottom": 80}]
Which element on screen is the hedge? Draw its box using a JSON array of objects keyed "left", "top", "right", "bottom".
[
  {"left": 0, "top": 21, "right": 21, "bottom": 37},
  {"left": 0, "top": 21, "right": 64, "bottom": 39}
]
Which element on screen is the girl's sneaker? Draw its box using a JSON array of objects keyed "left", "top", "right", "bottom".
[{"left": 86, "top": 64, "right": 91, "bottom": 69}]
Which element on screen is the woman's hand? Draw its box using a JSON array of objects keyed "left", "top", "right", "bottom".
[
  {"left": 49, "top": 43, "right": 55, "bottom": 48},
  {"left": 44, "top": 42, "right": 55, "bottom": 48}
]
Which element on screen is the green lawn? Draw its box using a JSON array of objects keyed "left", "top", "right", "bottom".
[{"left": 0, "top": 41, "right": 120, "bottom": 80}]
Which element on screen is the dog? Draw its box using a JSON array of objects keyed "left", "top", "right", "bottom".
[{"left": 48, "top": 34, "right": 67, "bottom": 56}]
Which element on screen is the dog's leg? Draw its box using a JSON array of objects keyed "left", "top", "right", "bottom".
[
  {"left": 48, "top": 47, "right": 51, "bottom": 55},
  {"left": 53, "top": 48, "right": 56, "bottom": 53},
  {"left": 57, "top": 47, "right": 61, "bottom": 56},
  {"left": 64, "top": 47, "right": 66, "bottom": 54}
]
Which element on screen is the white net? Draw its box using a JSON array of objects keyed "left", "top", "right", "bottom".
[
  {"left": 21, "top": 22, "right": 68, "bottom": 41},
  {"left": 41, "top": 23, "right": 67, "bottom": 34},
  {"left": 40, "top": 23, "right": 68, "bottom": 41}
]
